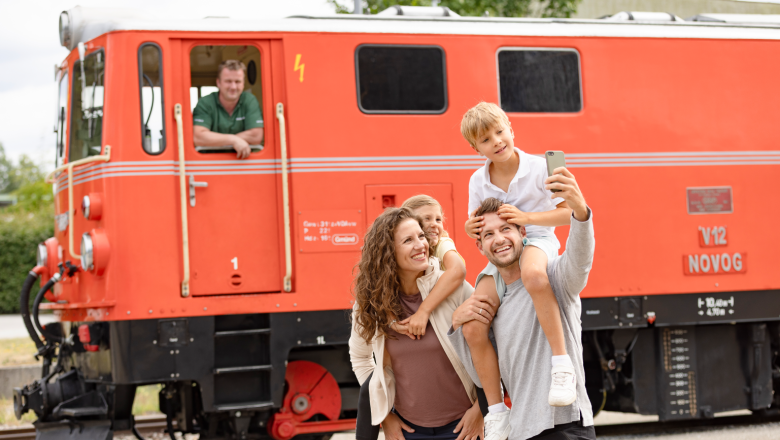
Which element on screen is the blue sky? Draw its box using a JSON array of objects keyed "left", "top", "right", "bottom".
[{"left": 0, "top": 0, "right": 339, "bottom": 170}]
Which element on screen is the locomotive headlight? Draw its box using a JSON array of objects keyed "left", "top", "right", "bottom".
[
  {"left": 80, "top": 229, "right": 110, "bottom": 276},
  {"left": 82, "top": 195, "right": 90, "bottom": 220},
  {"left": 59, "top": 11, "right": 71, "bottom": 48},
  {"left": 36, "top": 243, "right": 48, "bottom": 268},
  {"left": 82, "top": 193, "right": 102, "bottom": 220},
  {"left": 80, "top": 233, "right": 94, "bottom": 271}
]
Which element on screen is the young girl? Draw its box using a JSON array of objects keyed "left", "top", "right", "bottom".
[
  {"left": 397, "top": 195, "right": 467, "bottom": 338},
  {"left": 354, "top": 196, "right": 473, "bottom": 440}
]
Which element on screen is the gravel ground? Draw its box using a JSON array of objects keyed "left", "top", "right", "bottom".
[
  {"left": 597, "top": 421, "right": 780, "bottom": 440},
  {"left": 73, "top": 416, "right": 780, "bottom": 440}
]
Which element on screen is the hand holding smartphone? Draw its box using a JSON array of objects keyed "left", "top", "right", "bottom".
[{"left": 545, "top": 151, "right": 566, "bottom": 193}]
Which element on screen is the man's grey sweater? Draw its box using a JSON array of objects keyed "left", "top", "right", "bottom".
[{"left": 448, "top": 211, "right": 595, "bottom": 440}]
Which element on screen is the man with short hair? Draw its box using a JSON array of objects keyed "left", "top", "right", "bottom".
[
  {"left": 448, "top": 168, "right": 596, "bottom": 440},
  {"left": 193, "top": 60, "right": 264, "bottom": 159}
]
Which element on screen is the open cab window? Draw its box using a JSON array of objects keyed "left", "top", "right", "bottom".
[
  {"left": 189, "top": 45, "right": 264, "bottom": 153},
  {"left": 69, "top": 50, "right": 104, "bottom": 162}
]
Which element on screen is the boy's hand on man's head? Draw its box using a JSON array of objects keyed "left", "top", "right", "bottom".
[
  {"left": 465, "top": 209, "right": 483, "bottom": 240},
  {"left": 545, "top": 167, "right": 589, "bottom": 221},
  {"left": 498, "top": 204, "right": 529, "bottom": 226}
]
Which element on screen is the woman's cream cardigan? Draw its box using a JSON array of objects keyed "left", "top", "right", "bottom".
[{"left": 348, "top": 258, "right": 477, "bottom": 426}]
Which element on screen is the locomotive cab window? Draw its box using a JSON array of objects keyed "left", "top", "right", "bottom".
[
  {"left": 55, "top": 69, "right": 68, "bottom": 168},
  {"left": 189, "top": 45, "right": 264, "bottom": 154},
  {"left": 497, "top": 48, "right": 582, "bottom": 113},
  {"left": 139, "top": 43, "right": 166, "bottom": 154},
  {"left": 356, "top": 45, "right": 447, "bottom": 114},
  {"left": 69, "top": 49, "right": 104, "bottom": 161}
]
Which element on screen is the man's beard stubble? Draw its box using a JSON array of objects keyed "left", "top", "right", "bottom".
[{"left": 487, "top": 244, "right": 522, "bottom": 269}]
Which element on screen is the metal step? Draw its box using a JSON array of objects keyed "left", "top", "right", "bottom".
[
  {"left": 214, "top": 364, "right": 273, "bottom": 375},
  {"left": 214, "top": 328, "right": 272, "bottom": 337},
  {"left": 213, "top": 401, "right": 274, "bottom": 412}
]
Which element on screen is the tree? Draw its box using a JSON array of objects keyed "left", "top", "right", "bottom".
[
  {"left": 328, "top": 0, "right": 581, "bottom": 18},
  {"left": 0, "top": 143, "right": 45, "bottom": 194}
]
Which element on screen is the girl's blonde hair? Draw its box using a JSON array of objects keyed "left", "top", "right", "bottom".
[{"left": 401, "top": 195, "right": 448, "bottom": 256}]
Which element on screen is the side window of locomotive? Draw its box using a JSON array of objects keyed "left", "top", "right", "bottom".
[
  {"left": 139, "top": 43, "right": 166, "bottom": 154},
  {"left": 70, "top": 50, "right": 105, "bottom": 161},
  {"left": 356, "top": 45, "right": 447, "bottom": 114},
  {"left": 55, "top": 70, "right": 68, "bottom": 168},
  {"left": 497, "top": 49, "right": 582, "bottom": 113},
  {"left": 189, "top": 45, "right": 264, "bottom": 153}
]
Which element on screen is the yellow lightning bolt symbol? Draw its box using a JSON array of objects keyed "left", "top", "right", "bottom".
[{"left": 294, "top": 54, "right": 304, "bottom": 83}]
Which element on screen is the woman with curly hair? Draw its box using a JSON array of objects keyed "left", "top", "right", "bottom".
[{"left": 349, "top": 207, "right": 488, "bottom": 440}]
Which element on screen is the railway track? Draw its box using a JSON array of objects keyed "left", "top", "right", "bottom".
[
  {"left": 0, "top": 415, "right": 168, "bottom": 440},
  {"left": 595, "top": 412, "right": 780, "bottom": 437},
  {"left": 1, "top": 412, "right": 778, "bottom": 439}
]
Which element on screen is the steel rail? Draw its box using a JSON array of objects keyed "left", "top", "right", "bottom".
[
  {"left": 0, "top": 415, "right": 168, "bottom": 440},
  {"left": 3, "top": 412, "right": 777, "bottom": 439},
  {"left": 595, "top": 412, "right": 780, "bottom": 437}
]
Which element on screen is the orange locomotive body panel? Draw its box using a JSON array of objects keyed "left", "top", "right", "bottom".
[
  {"left": 19, "top": 12, "right": 780, "bottom": 437},
  {"left": 45, "top": 23, "right": 780, "bottom": 323}
]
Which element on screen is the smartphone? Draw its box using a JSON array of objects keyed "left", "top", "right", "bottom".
[{"left": 545, "top": 151, "right": 566, "bottom": 193}]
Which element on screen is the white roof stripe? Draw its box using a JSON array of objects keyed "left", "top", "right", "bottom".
[{"left": 73, "top": 14, "right": 780, "bottom": 48}]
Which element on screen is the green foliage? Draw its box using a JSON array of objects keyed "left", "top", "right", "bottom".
[
  {"left": 0, "top": 209, "right": 54, "bottom": 314},
  {"left": 0, "top": 144, "right": 54, "bottom": 314},
  {"left": 328, "top": 0, "right": 581, "bottom": 18},
  {"left": 0, "top": 143, "right": 45, "bottom": 195}
]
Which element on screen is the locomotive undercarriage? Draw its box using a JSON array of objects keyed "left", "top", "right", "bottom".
[
  {"left": 14, "top": 311, "right": 359, "bottom": 440},
  {"left": 581, "top": 291, "right": 780, "bottom": 421},
  {"left": 16, "top": 290, "right": 780, "bottom": 438}
]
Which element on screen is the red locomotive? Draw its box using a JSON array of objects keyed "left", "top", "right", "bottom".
[{"left": 13, "top": 6, "right": 780, "bottom": 439}]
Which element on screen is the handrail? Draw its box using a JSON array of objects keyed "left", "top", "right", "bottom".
[
  {"left": 46, "top": 146, "right": 111, "bottom": 260},
  {"left": 275, "top": 103, "right": 293, "bottom": 293},
  {"left": 174, "top": 104, "right": 191, "bottom": 297}
]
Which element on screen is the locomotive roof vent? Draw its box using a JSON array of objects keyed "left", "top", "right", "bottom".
[
  {"left": 602, "top": 11, "right": 683, "bottom": 22},
  {"left": 377, "top": 6, "right": 460, "bottom": 17},
  {"left": 687, "top": 13, "right": 780, "bottom": 24}
]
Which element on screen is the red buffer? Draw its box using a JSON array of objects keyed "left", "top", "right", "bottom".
[{"left": 269, "top": 361, "right": 356, "bottom": 440}]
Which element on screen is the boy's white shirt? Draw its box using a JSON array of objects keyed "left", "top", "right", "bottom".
[{"left": 468, "top": 147, "right": 565, "bottom": 246}]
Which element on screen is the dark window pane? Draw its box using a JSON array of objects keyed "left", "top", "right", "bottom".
[
  {"left": 139, "top": 43, "right": 166, "bottom": 154},
  {"left": 357, "top": 46, "right": 447, "bottom": 113},
  {"left": 498, "top": 50, "right": 581, "bottom": 113}
]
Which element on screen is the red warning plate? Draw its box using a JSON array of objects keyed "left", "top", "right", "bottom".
[
  {"left": 687, "top": 187, "right": 733, "bottom": 214},
  {"left": 298, "top": 210, "right": 364, "bottom": 253}
]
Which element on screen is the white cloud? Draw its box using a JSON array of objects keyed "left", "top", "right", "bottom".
[
  {"left": 0, "top": 0, "right": 337, "bottom": 169},
  {"left": 0, "top": 83, "right": 58, "bottom": 168}
]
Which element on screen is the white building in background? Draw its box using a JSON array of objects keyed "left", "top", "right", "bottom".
[{"left": 574, "top": 0, "right": 780, "bottom": 18}]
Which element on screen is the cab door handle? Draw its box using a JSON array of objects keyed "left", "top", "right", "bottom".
[{"left": 189, "top": 175, "right": 208, "bottom": 207}]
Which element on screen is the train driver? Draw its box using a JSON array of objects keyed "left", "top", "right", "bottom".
[{"left": 193, "top": 60, "right": 264, "bottom": 160}]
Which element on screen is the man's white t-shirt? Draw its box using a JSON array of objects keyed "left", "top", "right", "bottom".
[{"left": 467, "top": 148, "right": 564, "bottom": 247}]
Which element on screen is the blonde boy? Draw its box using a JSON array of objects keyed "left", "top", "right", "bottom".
[{"left": 460, "top": 102, "right": 576, "bottom": 440}]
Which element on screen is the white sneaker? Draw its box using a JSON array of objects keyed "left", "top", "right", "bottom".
[
  {"left": 483, "top": 409, "right": 511, "bottom": 440},
  {"left": 548, "top": 364, "right": 577, "bottom": 407}
]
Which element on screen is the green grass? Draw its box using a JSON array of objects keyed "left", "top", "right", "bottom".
[
  {"left": 0, "top": 397, "right": 37, "bottom": 426},
  {"left": 0, "top": 338, "right": 40, "bottom": 367},
  {"left": 133, "top": 385, "right": 162, "bottom": 415}
]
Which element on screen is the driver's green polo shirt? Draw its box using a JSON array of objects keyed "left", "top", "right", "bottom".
[{"left": 192, "top": 91, "right": 263, "bottom": 135}]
